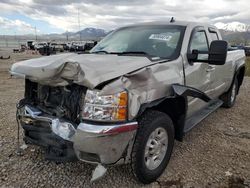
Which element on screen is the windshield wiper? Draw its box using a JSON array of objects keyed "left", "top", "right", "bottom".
[
  {"left": 92, "top": 50, "right": 168, "bottom": 61},
  {"left": 92, "top": 50, "right": 149, "bottom": 56},
  {"left": 115, "top": 51, "right": 165, "bottom": 61},
  {"left": 115, "top": 51, "right": 148, "bottom": 55},
  {"left": 91, "top": 50, "right": 110, "bottom": 54}
]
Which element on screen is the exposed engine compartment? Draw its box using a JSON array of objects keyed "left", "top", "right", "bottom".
[{"left": 24, "top": 79, "right": 87, "bottom": 124}]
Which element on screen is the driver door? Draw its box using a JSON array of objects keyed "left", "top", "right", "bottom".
[{"left": 185, "top": 27, "right": 214, "bottom": 118}]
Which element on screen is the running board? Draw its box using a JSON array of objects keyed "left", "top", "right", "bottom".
[{"left": 184, "top": 99, "right": 223, "bottom": 133}]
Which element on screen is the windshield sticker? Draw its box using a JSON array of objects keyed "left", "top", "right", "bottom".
[{"left": 149, "top": 34, "right": 172, "bottom": 41}]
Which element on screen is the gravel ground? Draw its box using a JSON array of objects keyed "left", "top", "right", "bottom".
[{"left": 0, "top": 51, "right": 250, "bottom": 188}]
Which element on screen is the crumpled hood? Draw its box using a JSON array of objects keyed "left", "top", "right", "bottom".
[{"left": 10, "top": 53, "right": 153, "bottom": 88}]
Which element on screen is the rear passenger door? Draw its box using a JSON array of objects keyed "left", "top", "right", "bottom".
[
  {"left": 185, "top": 27, "right": 213, "bottom": 118},
  {"left": 208, "top": 28, "right": 232, "bottom": 98}
]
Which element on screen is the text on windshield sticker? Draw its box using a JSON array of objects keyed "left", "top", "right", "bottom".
[{"left": 149, "top": 34, "right": 172, "bottom": 41}]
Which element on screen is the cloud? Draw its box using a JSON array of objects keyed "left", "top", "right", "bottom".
[
  {"left": 0, "top": 0, "right": 249, "bottom": 34},
  {"left": 0, "top": 16, "right": 37, "bottom": 34},
  {"left": 32, "top": 0, "right": 153, "bottom": 6}
]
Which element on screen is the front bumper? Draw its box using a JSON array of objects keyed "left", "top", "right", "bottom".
[
  {"left": 18, "top": 105, "right": 138, "bottom": 165},
  {"left": 73, "top": 122, "right": 138, "bottom": 164}
]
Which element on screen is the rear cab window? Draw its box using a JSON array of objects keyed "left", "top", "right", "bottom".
[{"left": 208, "top": 27, "right": 219, "bottom": 41}]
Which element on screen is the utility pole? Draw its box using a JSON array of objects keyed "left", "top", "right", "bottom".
[
  {"left": 34, "top": 26, "right": 37, "bottom": 41},
  {"left": 14, "top": 31, "right": 20, "bottom": 46},
  {"left": 78, "top": 8, "right": 81, "bottom": 41},
  {"left": 66, "top": 30, "right": 69, "bottom": 41},
  {"left": 5, "top": 35, "right": 8, "bottom": 47},
  {"left": 247, "top": 24, "right": 250, "bottom": 46}
]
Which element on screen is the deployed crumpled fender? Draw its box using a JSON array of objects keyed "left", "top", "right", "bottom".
[
  {"left": 100, "top": 58, "right": 184, "bottom": 119},
  {"left": 172, "top": 84, "right": 211, "bottom": 102}
]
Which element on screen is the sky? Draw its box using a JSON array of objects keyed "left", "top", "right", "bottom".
[{"left": 0, "top": 0, "right": 250, "bottom": 35}]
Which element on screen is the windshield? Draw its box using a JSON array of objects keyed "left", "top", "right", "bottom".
[{"left": 91, "top": 25, "right": 185, "bottom": 59}]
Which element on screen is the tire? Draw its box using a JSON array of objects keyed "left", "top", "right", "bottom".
[
  {"left": 221, "top": 78, "right": 238, "bottom": 108},
  {"left": 131, "top": 110, "right": 175, "bottom": 184}
]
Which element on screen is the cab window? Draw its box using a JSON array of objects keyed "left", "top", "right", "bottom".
[
  {"left": 189, "top": 30, "right": 209, "bottom": 52},
  {"left": 209, "top": 32, "right": 219, "bottom": 41}
]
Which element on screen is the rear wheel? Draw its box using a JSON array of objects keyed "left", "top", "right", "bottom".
[
  {"left": 221, "top": 78, "right": 238, "bottom": 108},
  {"left": 131, "top": 110, "right": 174, "bottom": 184}
]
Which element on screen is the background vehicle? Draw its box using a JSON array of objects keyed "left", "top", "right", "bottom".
[
  {"left": 26, "top": 40, "right": 35, "bottom": 50},
  {"left": 68, "top": 41, "right": 96, "bottom": 52},
  {"left": 230, "top": 45, "right": 250, "bottom": 56},
  {"left": 0, "top": 50, "right": 11, "bottom": 59},
  {"left": 69, "top": 41, "right": 86, "bottom": 52},
  {"left": 50, "top": 42, "right": 64, "bottom": 52},
  {"left": 10, "top": 21, "right": 245, "bottom": 184},
  {"left": 243, "top": 46, "right": 250, "bottom": 56},
  {"left": 33, "top": 42, "right": 48, "bottom": 50}
]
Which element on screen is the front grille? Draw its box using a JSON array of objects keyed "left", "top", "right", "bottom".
[{"left": 25, "top": 79, "right": 87, "bottom": 124}]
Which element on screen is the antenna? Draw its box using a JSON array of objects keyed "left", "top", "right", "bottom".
[{"left": 170, "top": 17, "right": 175, "bottom": 23}]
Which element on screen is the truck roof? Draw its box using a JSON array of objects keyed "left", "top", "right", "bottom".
[{"left": 121, "top": 21, "right": 217, "bottom": 30}]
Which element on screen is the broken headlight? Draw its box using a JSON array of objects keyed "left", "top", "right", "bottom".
[{"left": 82, "top": 90, "right": 128, "bottom": 121}]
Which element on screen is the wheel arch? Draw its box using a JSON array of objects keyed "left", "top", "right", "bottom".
[
  {"left": 136, "top": 84, "right": 212, "bottom": 141},
  {"left": 137, "top": 96, "right": 187, "bottom": 142},
  {"left": 236, "top": 65, "right": 245, "bottom": 94}
]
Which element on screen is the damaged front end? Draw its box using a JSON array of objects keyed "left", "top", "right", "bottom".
[
  {"left": 17, "top": 79, "right": 138, "bottom": 165},
  {"left": 17, "top": 104, "right": 78, "bottom": 162}
]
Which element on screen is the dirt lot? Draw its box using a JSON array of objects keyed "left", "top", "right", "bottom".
[{"left": 0, "top": 51, "right": 250, "bottom": 188}]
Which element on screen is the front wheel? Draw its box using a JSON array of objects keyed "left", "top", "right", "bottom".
[{"left": 131, "top": 110, "right": 175, "bottom": 184}]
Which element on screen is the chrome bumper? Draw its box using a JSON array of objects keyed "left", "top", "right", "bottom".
[
  {"left": 73, "top": 122, "right": 138, "bottom": 164},
  {"left": 18, "top": 105, "right": 138, "bottom": 165}
]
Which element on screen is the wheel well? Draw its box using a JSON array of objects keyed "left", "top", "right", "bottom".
[
  {"left": 236, "top": 66, "right": 245, "bottom": 93},
  {"left": 142, "top": 97, "right": 187, "bottom": 141}
]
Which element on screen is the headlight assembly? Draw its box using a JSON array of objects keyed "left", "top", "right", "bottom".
[{"left": 82, "top": 90, "right": 128, "bottom": 121}]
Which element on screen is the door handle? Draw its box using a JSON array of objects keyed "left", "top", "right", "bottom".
[{"left": 206, "top": 65, "right": 215, "bottom": 72}]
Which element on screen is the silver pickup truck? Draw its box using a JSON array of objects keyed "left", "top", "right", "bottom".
[{"left": 10, "top": 21, "right": 245, "bottom": 184}]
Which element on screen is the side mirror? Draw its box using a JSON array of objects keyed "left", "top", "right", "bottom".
[
  {"left": 208, "top": 40, "right": 228, "bottom": 65},
  {"left": 187, "top": 49, "right": 199, "bottom": 62},
  {"left": 187, "top": 40, "right": 228, "bottom": 65}
]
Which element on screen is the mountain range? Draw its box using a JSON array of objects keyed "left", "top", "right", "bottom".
[
  {"left": 70, "top": 22, "right": 250, "bottom": 38},
  {"left": 1, "top": 22, "right": 249, "bottom": 46},
  {"left": 215, "top": 22, "right": 250, "bottom": 45},
  {"left": 69, "top": 22, "right": 250, "bottom": 44},
  {"left": 72, "top": 22, "right": 249, "bottom": 45},
  {"left": 215, "top": 22, "right": 250, "bottom": 32},
  {"left": 64, "top": 27, "right": 108, "bottom": 38}
]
